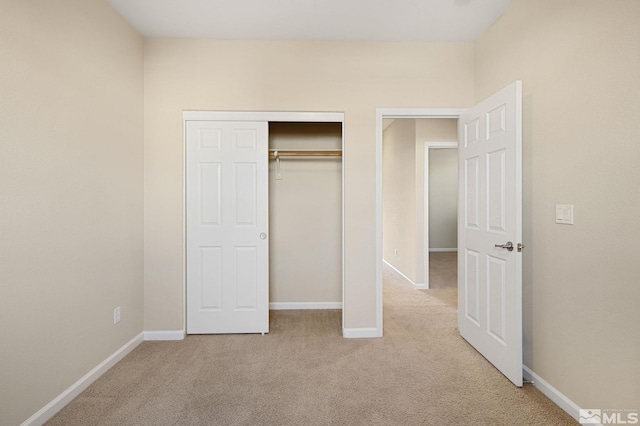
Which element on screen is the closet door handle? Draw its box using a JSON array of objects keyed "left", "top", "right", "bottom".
[{"left": 259, "top": 233, "right": 268, "bottom": 240}]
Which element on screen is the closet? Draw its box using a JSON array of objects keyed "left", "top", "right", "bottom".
[
  {"left": 268, "top": 122, "right": 342, "bottom": 310},
  {"left": 184, "top": 112, "right": 343, "bottom": 335}
]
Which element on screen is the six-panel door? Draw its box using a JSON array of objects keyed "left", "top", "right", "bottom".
[
  {"left": 186, "top": 121, "right": 269, "bottom": 334},
  {"left": 458, "top": 81, "right": 523, "bottom": 386}
]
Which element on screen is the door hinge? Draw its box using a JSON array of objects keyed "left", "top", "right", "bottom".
[{"left": 517, "top": 243, "right": 525, "bottom": 252}]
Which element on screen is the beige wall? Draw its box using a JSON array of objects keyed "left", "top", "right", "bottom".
[
  {"left": 428, "top": 148, "right": 458, "bottom": 249},
  {"left": 383, "top": 119, "right": 417, "bottom": 281},
  {"left": 2, "top": 0, "right": 634, "bottom": 421},
  {"left": 0, "top": 1, "right": 144, "bottom": 424},
  {"left": 143, "top": 40, "right": 475, "bottom": 330},
  {"left": 476, "top": 0, "right": 640, "bottom": 408},
  {"left": 414, "top": 118, "right": 458, "bottom": 281},
  {"left": 5, "top": 0, "right": 637, "bottom": 421},
  {"left": 269, "top": 122, "right": 342, "bottom": 304}
]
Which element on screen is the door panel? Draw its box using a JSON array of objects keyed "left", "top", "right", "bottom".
[
  {"left": 199, "top": 163, "right": 222, "bottom": 225},
  {"left": 464, "top": 249, "right": 480, "bottom": 325},
  {"left": 200, "top": 246, "right": 222, "bottom": 310},
  {"left": 187, "top": 121, "right": 269, "bottom": 334},
  {"left": 458, "top": 81, "right": 522, "bottom": 386},
  {"left": 234, "top": 163, "right": 258, "bottom": 225},
  {"left": 464, "top": 157, "right": 480, "bottom": 229},
  {"left": 487, "top": 255, "right": 507, "bottom": 343}
]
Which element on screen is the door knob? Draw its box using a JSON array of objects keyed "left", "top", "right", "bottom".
[
  {"left": 494, "top": 241, "right": 514, "bottom": 251},
  {"left": 259, "top": 233, "right": 267, "bottom": 240}
]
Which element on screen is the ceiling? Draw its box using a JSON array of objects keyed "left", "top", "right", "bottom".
[{"left": 106, "top": 0, "right": 514, "bottom": 42}]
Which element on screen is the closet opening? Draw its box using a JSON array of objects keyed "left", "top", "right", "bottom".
[{"left": 268, "top": 122, "right": 343, "bottom": 336}]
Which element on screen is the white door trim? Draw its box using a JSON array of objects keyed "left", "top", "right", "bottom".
[
  {"left": 183, "top": 111, "right": 345, "bottom": 333},
  {"left": 423, "top": 141, "right": 458, "bottom": 289},
  {"left": 184, "top": 111, "right": 345, "bottom": 123},
  {"left": 376, "top": 108, "right": 467, "bottom": 336}
]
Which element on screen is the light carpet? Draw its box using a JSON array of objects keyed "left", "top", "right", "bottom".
[
  {"left": 47, "top": 265, "right": 576, "bottom": 425},
  {"left": 424, "top": 252, "right": 458, "bottom": 308}
]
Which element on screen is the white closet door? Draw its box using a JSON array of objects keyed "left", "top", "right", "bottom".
[
  {"left": 186, "top": 121, "right": 269, "bottom": 334},
  {"left": 458, "top": 81, "right": 523, "bottom": 386}
]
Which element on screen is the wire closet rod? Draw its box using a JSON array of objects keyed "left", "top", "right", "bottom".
[{"left": 269, "top": 149, "right": 342, "bottom": 157}]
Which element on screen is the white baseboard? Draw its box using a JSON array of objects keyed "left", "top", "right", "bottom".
[
  {"left": 523, "top": 365, "right": 581, "bottom": 423},
  {"left": 21, "top": 332, "right": 144, "bottom": 426},
  {"left": 269, "top": 302, "right": 342, "bottom": 310},
  {"left": 383, "top": 260, "right": 426, "bottom": 289},
  {"left": 429, "top": 248, "right": 458, "bottom": 252},
  {"left": 342, "top": 327, "right": 381, "bottom": 338},
  {"left": 144, "top": 330, "right": 185, "bottom": 341}
]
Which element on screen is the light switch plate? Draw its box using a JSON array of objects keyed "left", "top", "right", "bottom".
[{"left": 556, "top": 205, "right": 574, "bottom": 225}]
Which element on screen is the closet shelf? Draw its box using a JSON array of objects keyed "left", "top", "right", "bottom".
[{"left": 269, "top": 149, "right": 342, "bottom": 158}]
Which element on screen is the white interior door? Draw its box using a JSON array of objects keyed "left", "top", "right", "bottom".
[
  {"left": 186, "top": 120, "right": 269, "bottom": 334},
  {"left": 458, "top": 81, "right": 523, "bottom": 386}
]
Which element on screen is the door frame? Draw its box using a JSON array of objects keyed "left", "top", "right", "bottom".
[
  {"left": 423, "top": 141, "right": 458, "bottom": 289},
  {"left": 375, "top": 108, "right": 466, "bottom": 335},
  {"left": 183, "top": 111, "right": 345, "bottom": 331}
]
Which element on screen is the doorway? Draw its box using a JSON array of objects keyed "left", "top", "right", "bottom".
[
  {"left": 375, "top": 109, "right": 465, "bottom": 334},
  {"left": 423, "top": 141, "right": 458, "bottom": 290},
  {"left": 381, "top": 120, "right": 458, "bottom": 291},
  {"left": 376, "top": 81, "right": 524, "bottom": 387}
]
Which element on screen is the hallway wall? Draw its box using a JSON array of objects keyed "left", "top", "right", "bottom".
[{"left": 383, "top": 119, "right": 418, "bottom": 281}]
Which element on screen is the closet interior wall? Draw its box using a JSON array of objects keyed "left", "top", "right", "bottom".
[{"left": 268, "top": 122, "right": 342, "bottom": 307}]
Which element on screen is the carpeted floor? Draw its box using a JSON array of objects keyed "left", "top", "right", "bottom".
[
  {"left": 428, "top": 252, "right": 457, "bottom": 290},
  {"left": 425, "top": 252, "right": 458, "bottom": 308},
  {"left": 47, "top": 262, "right": 577, "bottom": 425}
]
